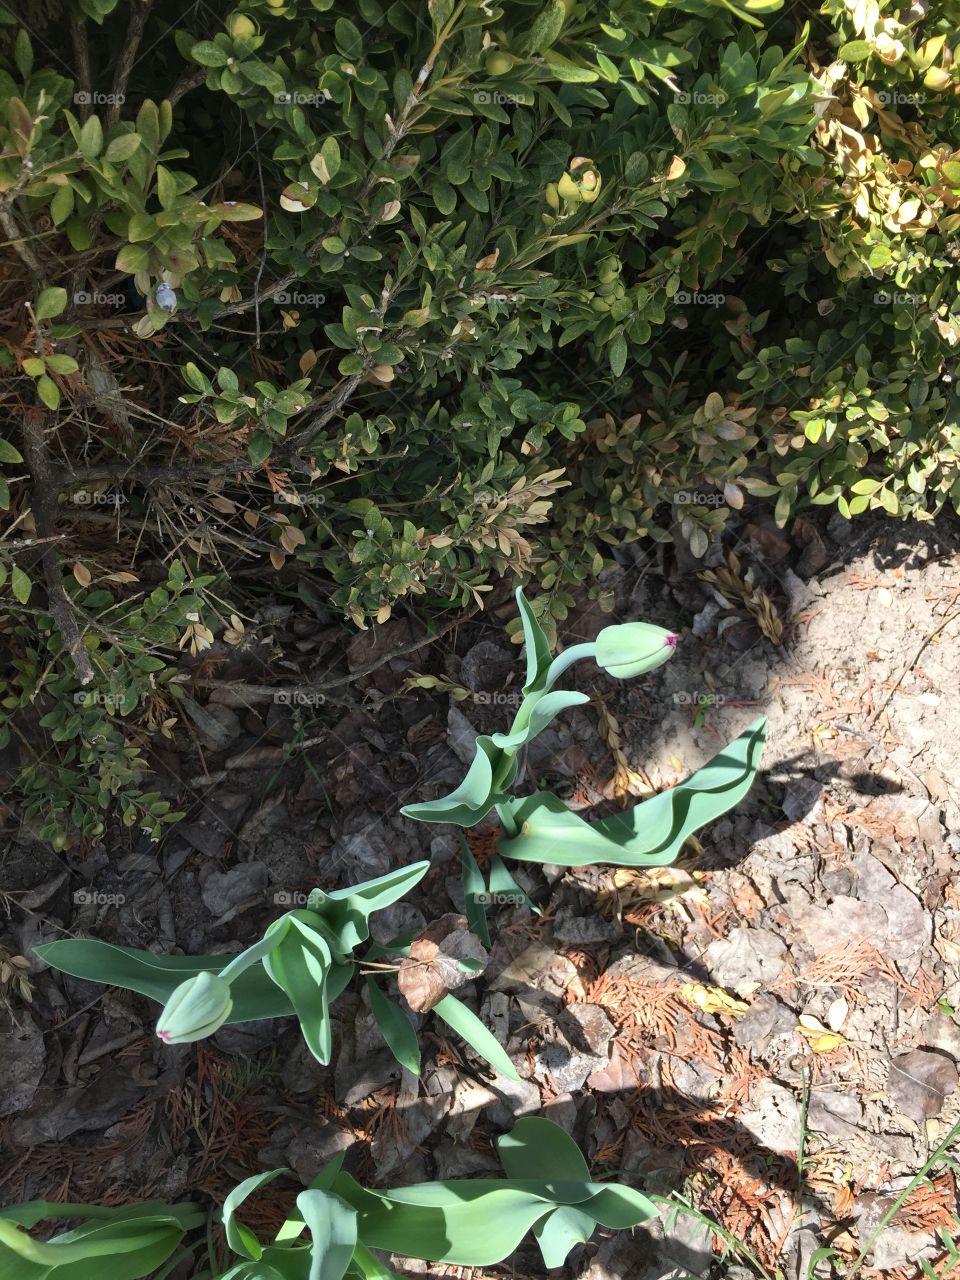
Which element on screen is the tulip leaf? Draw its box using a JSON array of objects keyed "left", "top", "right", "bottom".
[
  {"left": 0, "top": 1214, "right": 189, "bottom": 1280},
  {"left": 533, "top": 1205, "right": 599, "bottom": 1267},
  {"left": 515, "top": 586, "right": 552, "bottom": 691},
  {"left": 223, "top": 1171, "right": 286, "bottom": 1260},
  {"left": 366, "top": 978, "right": 420, "bottom": 1076},
  {"left": 432, "top": 993, "right": 520, "bottom": 1081},
  {"left": 263, "top": 918, "right": 334, "bottom": 1064},
  {"left": 490, "top": 689, "right": 589, "bottom": 753},
  {"left": 497, "top": 1117, "right": 591, "bottom": 1180},
  {"left": 291, "top": 1189, "right": 358, "bottom": 1280},
  {"left": 495, "top": 717, "right": 767, "bottom": 866},
  {"left": 488, "top": 855, "right": 541, "bottom": 916},
  {"left": 400, "top": 736, "right": 513, "bottom": 826},
  {"left": 35, "top": 940, "right": 296, "bottom": 1023},
  {"left": 459, "top": 833, "right": 491, "bottom": 946},
  {"left": 308, "top": 861, "right": 430, "bottom": 952}
]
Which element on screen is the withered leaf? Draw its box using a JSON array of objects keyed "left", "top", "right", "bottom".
[{"left": 397, "top": 914, "right": 489, "bottom": 1013}]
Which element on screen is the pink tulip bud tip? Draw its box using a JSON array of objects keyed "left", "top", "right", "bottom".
[
  {"left": 665, "top": 633, "right": 678, "bottom": 648},
  {"left": 158, "top": 1029, "right": 171, "bottom": 1042}
]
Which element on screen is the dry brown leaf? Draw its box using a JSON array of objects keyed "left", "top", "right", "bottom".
[{"left": 397, "top": 915, "right": 488, "bottom": 1013}]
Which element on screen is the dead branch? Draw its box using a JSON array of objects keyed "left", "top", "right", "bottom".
[
  {"left": 20, "top": 413, "right": 96, "bottom": 685},
  {"left": 107, "top": 0, "right": 154, "bottom": 127},
  {"left": 70, "top": 10, "right": 93, "bottom": 122}
]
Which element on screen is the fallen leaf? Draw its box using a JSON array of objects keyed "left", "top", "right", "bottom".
[
  {"left": 681, "top": 982, "right": 749, "bottom": 1017},
  {"left": 797, "top": 1014, "right": 847, "bottom": 1053},
  {"left": 398, "top": 915, "right": 489, "bottom": 1013}
]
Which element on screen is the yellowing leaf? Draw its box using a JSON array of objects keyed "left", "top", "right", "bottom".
[
  {"left": 72, "top": 562, "right": 92, "bottom": 587},
  {"left": 797, "top": 1013, "right": 847, "bottom": 1053},
  {"left": 681, "top": 983, "right": 749, "bottom": 1017}
]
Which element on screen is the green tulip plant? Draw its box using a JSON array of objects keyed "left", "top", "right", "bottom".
[
  {"left": 0, "top": 1119, "right": 655, "bottom": 1280},
  {"left": 36, "top": 862, "right": 519, "bottom": 1081},
  {"left": 402, "top": 588, "right": 767, "bottom": 872}
]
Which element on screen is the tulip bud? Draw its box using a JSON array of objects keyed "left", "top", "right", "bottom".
[
  {"left": 594, "top": 622, "right": 677, "bottom": 679},
  {"left": 545, "top": 182, "right": 560, "bottom": 210},
  {"left": 157, "top": 972, "right": 233, "bottom": 1044}
]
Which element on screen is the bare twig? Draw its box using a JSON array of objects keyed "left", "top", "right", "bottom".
[
  {"left": 166, "top": 64, "right": 206, "bottom": 109},
  {"left": 199, "top": 602, "right": 478, "bottom": 697},
  {"left": 107, "top": 0, "right": 154, "bottom": 127},
  {"left": 0, "top": 200, "right": 41, "bottom": 274},
  {"left": 70, "top": 10, "right": 93, "bottom": 122},
  {"left": 20, "top": 413, "right": 96, "bottom": 685},
  {"left": 865, "top": 605, "right": 960, "bottom": 729}
]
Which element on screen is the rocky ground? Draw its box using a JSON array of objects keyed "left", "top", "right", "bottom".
[{"left": 1, "top": 504, "right": 958, "bottom": 1279}]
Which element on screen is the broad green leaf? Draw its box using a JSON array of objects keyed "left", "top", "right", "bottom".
[
  {"left": 292, "top": 1189, "right": 357, "bottom": 1280},
  {"left": 223, "top": 1170, "right": 285, "bottom": 1260},
  {"left": 35, "top": 939, "right": 296, "bottom": 1022},
  {"left": 35, "top": 287, "right": 67, "bottom": 321},
  {"left": 0, "top": 1214, "right": 187, "bottom": 1280},
  {"left": 11, "top": 566, "right": 31, "bottom": 604},
  {"left": 191, "top": 40, "right": 229, "bottom": 66},
  {"left": 432, "top": 993, "right": 520, "bottom": 1081},
  {"left": 0, "top": 437, "right": 23, "bottom": 464},
  {"left": 78, "top": 115, "right": 103, "bottom": 159},
  {"left": 36, "top": 375, "right": 60, "bottom": 409},
  {"left": 533, "top": 1205, "right": 598, "bottom": 1266},
  {"left": 497, "top": 1118, "right": 591, "bottom": 1181},
  {"left": 400, "top": 736, "right": 513, "bottom": 826},
  {"left": 103, "top": 132, "right": 141, "bottom": 163},
  {"left": 308, "top": 861, "right": 430, "bottom": 953},
  {"left": 838, "top": 39, "right": 873, "bottom": 61},
  {"left": 366, "top": 978, "right": 420, "bottom": 1075},
  {"left": 262, "top": 917, "right": 334, "bottom": 1063},
  {"left": 496, "top": 718, "right": 767, "bottom": 866}
]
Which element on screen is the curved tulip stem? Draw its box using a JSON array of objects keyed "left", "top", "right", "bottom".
[{"left": 542, "top": 643, "right": 596, "bottom": 691}]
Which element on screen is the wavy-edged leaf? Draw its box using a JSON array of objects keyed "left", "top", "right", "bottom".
[
  {"left": 309, "top": 862, "right": 430, "bottom": 952},
  {"left": 496, "top": 718, "right": 767, "bottom": 866},
  {"left": 490, "top": 689, "right": 589, "bottom": 753},
  {"left": 400, "top": 736, "right": 512, "bottom": 826},
  {"left": 0, "top": 1214, "right": 187, "bottom": 1280}
]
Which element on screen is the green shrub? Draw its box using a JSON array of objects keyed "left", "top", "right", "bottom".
[{"left": 0, "top": 0, "right": 958, "bottom": 840}]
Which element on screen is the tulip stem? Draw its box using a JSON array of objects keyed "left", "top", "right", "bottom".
[{"left": 542, "top": 643, "right": 596, "bottom": 691}]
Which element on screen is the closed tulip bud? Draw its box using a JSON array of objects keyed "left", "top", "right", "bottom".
[
  {"left": 545, "top": 182, "right": 560, "bottom": 210},
  {"left": 594, "top": 622, "right": 677, "bottom": 679},
  {"left": 157, "top": 972, "right": 233, "bottom": 1044}
]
